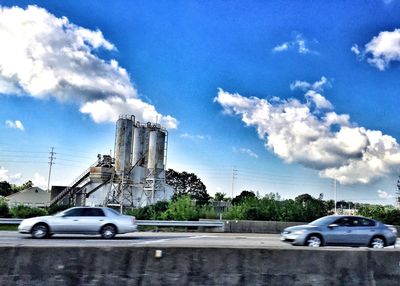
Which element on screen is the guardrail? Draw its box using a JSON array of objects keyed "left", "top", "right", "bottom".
[
  {"left": 0, "top": 218, "right": 22, "bottom": 225},
  {"left": 136, "top": 220, "right": 224, "bottom": 228},
  {"left": 0, "top": 218, "right": 224, "bottom": 228}
]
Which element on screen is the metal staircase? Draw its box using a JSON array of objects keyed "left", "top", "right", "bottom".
[{"left": 49, "top": 160, "right": 99, "bottom": 206}]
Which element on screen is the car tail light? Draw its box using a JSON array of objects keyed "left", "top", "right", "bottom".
[{"left": 131, "top": 216, "right": 136, "bottom": 225}]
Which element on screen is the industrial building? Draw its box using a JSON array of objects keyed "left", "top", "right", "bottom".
[{"left": 49, "top": 115, "right": 173, "bottom": 211}]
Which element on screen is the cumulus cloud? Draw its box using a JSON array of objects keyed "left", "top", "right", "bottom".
[
  {"left": 273, "top": 33, "right": 314, "bottom": 55},
  {"left": 290, "top": 76, "right": 331, "bottom": 92},
  {"left": 5, "top": 120, "right": 25, "bottom": 131},
  {"left": 32, "top": 172, "right": 47, "bottom": 189},
  {"left": 354, "top": 29, "right": 400, "bottom": 71},
  {"left": 180, "top": 133, "right": 210, "bottom": 141},
  {"left": 0, "top": 5, "right": 177, "bottom": 129},
  {"left": 377, "top": 190, "right": 393, "bottom": 199},
  {"left": 351, "top": 44, "right": 360, "bottom": 56},
  {"left": 233, "top": 147, "right": 258, "bottom": 159},
  {"left": 0, "top": 166, "right": 22, "bottom": 183},
  {"left": 214, "top": 79, "right": 400, "bottom": 185}
]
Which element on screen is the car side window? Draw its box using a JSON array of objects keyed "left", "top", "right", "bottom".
[
  {"left": 81, "top": 208, "right": 105, "bottom": 217},
  {"left": 63, "top": 208, "right": 83, "bottom": 217},
  {"left": 334, "top": 217, "right": 352, "bottom": 226},
  {"left": 359, "top": 218, "right": 375, "bottom": 227}
]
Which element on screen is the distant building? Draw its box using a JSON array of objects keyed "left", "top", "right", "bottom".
[{"left": 6, "top": 187, "right": 50, "bottom": 208}]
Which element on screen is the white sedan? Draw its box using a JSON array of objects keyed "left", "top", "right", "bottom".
[{"left": 18, "top": 207, "right": 137, "bottom": 239}]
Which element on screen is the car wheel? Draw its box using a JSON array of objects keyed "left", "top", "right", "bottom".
[
  {"left": 369, "top": 237, "right": 385, "bottom": 249},
  {"left": 31, "top": 223, "right": 49, "bottom": 239},
  {"left": 101, "top": 225, "right": 116, "bottom": 239},
  {"left": 305, "top": 235, "right": 322, "bottom": 247}
]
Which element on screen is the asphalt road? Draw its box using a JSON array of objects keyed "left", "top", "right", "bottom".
[{"left": 0, "top": 231, "right": 399, "bottom": 250}]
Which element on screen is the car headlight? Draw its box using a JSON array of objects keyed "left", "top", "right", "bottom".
[
  {"left": 387, "top": 225, "right": 397, "bottom": 235},
  {"left": 292, "top": 230, "right": 306, "bottom": 235}
]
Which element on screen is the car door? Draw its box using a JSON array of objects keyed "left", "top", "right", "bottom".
[
  {"left": 347, "top": 217, "right": 377, "bottom": 245},
  {"left": 56, "top": 208, "right": 85, "bottom": 233},
  {"left": 79, "top": 208, "right": 106, "bottom": 233},
  {"left": 324, "top": 217, "right": 354, "bottom": 245}
]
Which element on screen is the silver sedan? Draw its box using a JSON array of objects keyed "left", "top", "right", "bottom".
[
  {"left": 18, "top": 207, "right": 137, "bottom": 239},
  {"left": 281, "top": 215, "right": 397, "bottom": 248}
]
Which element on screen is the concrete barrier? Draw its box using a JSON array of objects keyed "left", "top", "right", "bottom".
[{"left": 1, "top": 246, "right": 399, "bottom": 285}]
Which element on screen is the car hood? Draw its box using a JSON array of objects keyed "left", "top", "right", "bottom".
[
  {"left": 22, "top": 215, "right": 53, "bottom": 222},
  {"left": 283, "top": 225, "right": 318, "bottom": 232}
]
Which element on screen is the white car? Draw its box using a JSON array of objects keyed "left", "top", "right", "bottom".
[{"left": 18, "top": 207, "right": 137, "bottom": 239}]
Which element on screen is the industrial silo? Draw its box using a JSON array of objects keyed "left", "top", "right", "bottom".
[
  {"left": 114, "top": 115, "right": 134, "bottom": 175},
  {"left": 147, "top": 129, "right": 166, "bottom": 176},
  {"left": 132, "top": 123, "right": 146, "bottom": 167}
]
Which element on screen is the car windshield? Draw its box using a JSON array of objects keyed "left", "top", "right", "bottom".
[
  {"left": 53, "top": 210, "right": 67, "bottom": 217},
  {"left": 309, "top": 216, "right": 336, "bottom": 226}
]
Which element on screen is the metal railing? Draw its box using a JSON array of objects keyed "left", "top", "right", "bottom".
[{"left": 0, "top": 218, "right": 225, "bottom": 228}]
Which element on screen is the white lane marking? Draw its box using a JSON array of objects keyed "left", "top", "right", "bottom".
[
  {"left": 188, "top": 235, "right": 217, "bottom": 239},
  {"left": 130, "top": 235, "right": 210, "bottom": 245},
  {"left": 132, "top": 238, "right": 173, "bottom": 245}
]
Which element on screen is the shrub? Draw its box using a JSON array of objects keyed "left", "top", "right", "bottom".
[
  {"left": 10, "top": 205, "right": 48, "bottom": 218},
  {"left": 125, "top": 201, "right": 169, "bottom": 220},
  {"left": 161, "top": 196, "right": 198, "bottom": 221},
  {"left": 0, "top": 198, "right": 10, "bottom": 217}
]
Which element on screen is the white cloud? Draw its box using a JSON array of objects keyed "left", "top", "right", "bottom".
[
  {"left": 0, "top": 5, "right": 177, "bottom": 128},
  {"left": 273, "top": 43, "right": 289, "bottom": 52},
  {"left": 305, "top": 90, "right": 333, "bottom": 110},
  {"left": 290, "top": 76, "right": 331, "bottom": 92},
  {"left": 214, "top": 82, "right": 400, "bottom": 185},
  {"left": 180, "top": 133, "right": 210, "bottom": 140},
  {"left": 234, "top": 147, "right": 258, "bottom": 159},
  {"left": 5, "top": 119, "right": 25, "bottom": 131},
  {"left": 0, "top": 166, "right": 22, "bottom": 183},
  {"left": 32, "top": 172, "right": 47, "bottom": 189},
  {"left": 351, "top": 44, "right": 360, "bottom": 55},
  {"left": 383, "top": 0, "right": 395, "bottom": 4},
  {"left": 354, "top": 29, "right": 400, "bottom": 71},
  {"left": 377, "top": 189, "right": 393, "bottom": 199},
  {"left": 273, "top": 33, "right": 314, "bottom": 54}
]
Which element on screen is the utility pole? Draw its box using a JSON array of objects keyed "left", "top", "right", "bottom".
[
  {"left": 396, "top": 177, "right": 400, "bottom": 209},
  {"left": 333, "top": 179, "right": 337, "bottom": 214},
  {"left": 231, "top": 168, "right": 238, "bottom": 199},
  {"left": 47, "top": 147, "right": 56, "bottom": 192}
]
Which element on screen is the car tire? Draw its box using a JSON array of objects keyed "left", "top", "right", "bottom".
[
  {"left": 369, "top": 236, "right": 385, "bottom": 249},
  {"left": 305, "top": 234, "right": 322, "bottom": 247},
  {"left": 100, "top": 224, "right": 117, "bottom": 239},
  {"left": 31, "top": 223, "right": 49, "bottom": 239}
]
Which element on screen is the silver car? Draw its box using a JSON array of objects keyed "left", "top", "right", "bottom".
[
  {"left": 18, "top": 207, "right": 137, "bottom": 239},
  {"left": 281, "top": 215, "right": 397, "bottom": 248}
]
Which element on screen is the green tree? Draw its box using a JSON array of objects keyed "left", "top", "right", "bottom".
[
  {"left": 231, "top": 190, "right": 256, "bottom": 205},
  {"left": 214, "top": 192, "right": 228, "bottom": 201},
  {"left": 0, "top": 181, "right": 13, "bottom": 197},
  {"left": 11, "top": 180, "right": 33, "bottom": 193},
  {"left": 166, "top": 169, "right": 210, "bottom": 205}
]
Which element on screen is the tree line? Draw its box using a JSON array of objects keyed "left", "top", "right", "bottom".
[{"left": 0, "top": 169, "right": 399, "bottom": 225}]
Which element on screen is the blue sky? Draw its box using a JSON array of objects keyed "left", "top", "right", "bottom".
[{"left": 1, "top": 0, "right": 400, "bottom": 205}]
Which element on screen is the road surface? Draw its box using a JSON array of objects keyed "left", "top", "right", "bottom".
[{"left": 0, "top": 231, "right": 399, "bottom": 249}]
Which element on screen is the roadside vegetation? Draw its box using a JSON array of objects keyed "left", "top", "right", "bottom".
[{"left": 1, "top": 171, "right": 399, "bottom": 226}]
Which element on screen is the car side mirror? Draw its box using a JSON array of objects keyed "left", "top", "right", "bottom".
[{"left": 328, "top": 224, "right": 339, "bottom": 228}]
